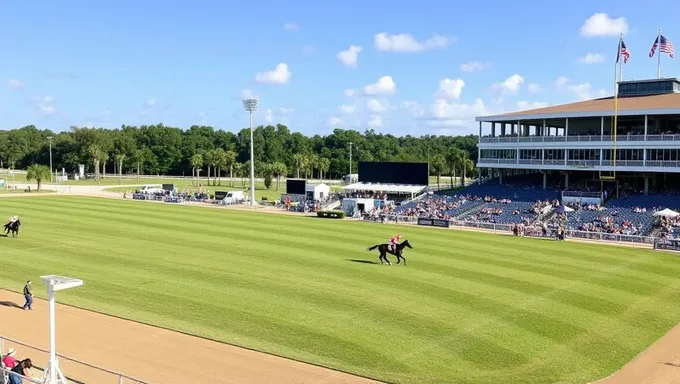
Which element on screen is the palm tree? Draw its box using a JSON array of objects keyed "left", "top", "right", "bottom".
[
  {"left": 26, "top": 164, "right": 51, "bottom": 191},
  {"left": 293, "top": 153, "right": 304, "bottom": 178},
  {"left": 461, "top": 156, "right": 475, "bottom": 187},
  {"left": 88, "top": 145, "right": 105, "bottom": 181},
  {"left": 318, "top": 157, "right": 330, "bottom": 181},
  {"left": 431, "top": 154, "right": 446, "bottom": 191},
  {"left": 224, "top": 150, "right": 236, "bottom": 187},
  {"left": 114, "top": 153, "right": 126, "bottom": 180},
  {"left": 233, "top": 162, "right": 245, "bottom": 188},
  {"left": 190, "top": 153, "right": 203, "bottom": 186},
  {"left": 446, "top": 148, "right": 465, "bottom": 188},
  {"left": 307, "top": 154, "right": 319, "bottom": 179},
  {"left": 131, "top": 149, "right": 143, "bottom": 180},
  {"left": 212, "top": 148, "right": 226, "bottom": 186},
  {"left": 271, "top": 161, "right": 287, "bottom": 191}
]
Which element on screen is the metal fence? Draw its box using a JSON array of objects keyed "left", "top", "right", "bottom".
[
  {"left": 363, "top": 214, "right": 658, "bottom": 245},
  {"left": 0, "top": 336, "right": 148, "bottom": 384}
]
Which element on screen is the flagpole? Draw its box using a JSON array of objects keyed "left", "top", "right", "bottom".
[
  {"left": 657, "top": 28, "right": 662, "bottom": 79},
  {"left": 619, "top": 34, "right": 623, "bottom": 82}
]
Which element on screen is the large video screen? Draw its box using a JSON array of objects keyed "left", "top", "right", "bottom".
[
  {"left": 286, "top": 179, "right": 306, "bottom": 195},
  {"left": 358, "top": 162, "right": 428, "bottom": 185}
]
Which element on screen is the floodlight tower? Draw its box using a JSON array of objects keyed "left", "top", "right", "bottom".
[
  {"left": 242, "top": 98, "right": 259, "bottom": 205},
  {"left": 40, "top": 275, "right": 84, "bottom": 384}
]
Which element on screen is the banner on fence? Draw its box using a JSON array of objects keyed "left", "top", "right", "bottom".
[
  {"left": 654, "top": 239, "right": 680, "bottom": 252},
  {"left": 417, "top": 218, "right": 450, "bottom": 228},
  {"left": 132, "top": 193, "right": 146, "bottom": 200}
]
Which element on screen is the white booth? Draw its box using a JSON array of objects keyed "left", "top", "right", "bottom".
[{"left": 306, "top": 183, "right": 330, "bottom": 200}]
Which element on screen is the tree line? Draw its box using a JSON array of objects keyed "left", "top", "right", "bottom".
[{"left": 0, "top": 124, "right": 479, "bottom": 184}]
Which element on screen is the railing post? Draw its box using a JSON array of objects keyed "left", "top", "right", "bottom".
[{"left": 119, "top": 374, "right": 124, "bottom": 384}]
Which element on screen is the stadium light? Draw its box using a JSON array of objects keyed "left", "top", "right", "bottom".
[
  {"left": 242, "top": 98, "right": 259, "bottom": 205},
  {"left": 40, "top": 275, "right": 84, "bottom": 384}
]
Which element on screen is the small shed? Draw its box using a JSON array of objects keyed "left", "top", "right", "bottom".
[{"left": 306, "top": 183, "right": 331, "bottom": 200}]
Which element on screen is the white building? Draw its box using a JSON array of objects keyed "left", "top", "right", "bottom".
[{"left": 306, "top": 183, "right": 331, "bottom": 200}]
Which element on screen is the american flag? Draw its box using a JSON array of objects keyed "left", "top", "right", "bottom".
[
  {"left": 649, "top": 34, "right": 675, "bottom": 58},
  {"left": 617, "top": 40, "right": 630, "bottom": 63}
]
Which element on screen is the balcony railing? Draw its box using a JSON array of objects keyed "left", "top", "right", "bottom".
[
  {"left": 479, "top": 133, "right": 680, "bottom": 143},
  {"left": 478, "top": 158, "right": 677, "bottom": 168}
]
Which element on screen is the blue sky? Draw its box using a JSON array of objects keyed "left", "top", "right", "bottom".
[{"left": 1, "top": 0, "right": 680, "bottom": 135}]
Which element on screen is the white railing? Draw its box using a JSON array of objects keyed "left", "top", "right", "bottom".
[
  {"left": 479, "top": 133, "right": 680, "bottom": 143},
  {"left": 366, "top": 215, "right": 658, "bottom": 245},
  {"left": 0, "top": 335, "right": 148, "bottom": 384},
  {"left": 1, "top": 366, "right": 43, "bottom": 384}
]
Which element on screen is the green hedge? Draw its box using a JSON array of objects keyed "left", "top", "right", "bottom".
[{"left": 317, "top": 210, "right": 346, "bottom": 219}]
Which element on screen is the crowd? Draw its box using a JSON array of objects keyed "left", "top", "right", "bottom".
[
  {"left": 565, "top": 202, "right": 605, "bottom": 211},
  {"left": 1, "top": 347, "right": 34, "bottom": 384},
  {"left": 398, "top": 194, "right": 482, "bottom": 220}
]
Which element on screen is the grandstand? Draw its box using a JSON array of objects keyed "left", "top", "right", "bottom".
[
  {"left": 388, "top": 78, "right": 680, "bottom": 240},
  {"left": 468, "top": 77, "right": 680, "bottom": 237}
]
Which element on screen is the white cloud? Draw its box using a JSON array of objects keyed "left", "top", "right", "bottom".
[
  {"left": 344, "top": 89, "right": 356, "bottom": 97},
  {"left": 528, "top": 83, "right": 541, "bottom": 93},
  {"left": 401, "top": 101, "right": 424, "bottom": 117},
  {"left": 279, "top": 107, "right": 294, "bottom": 114},
  {"left": 435, "top": 78, "right": 465, "bottom": 100},
  {"left": 339, "top": 104, "right": 356, "bottom": 114},
  {"left": 555, "top": 76, "right": 570, "bottom": 87},
  {"left": 366, "top": 98, "right": 389, "bottom": 113},
  {"left": 460, "top": 61, "right": 491, "bottom": 72},
  {"left": 337, "top": 45, "right": 362, "bottom": 68},
  {"left": 374, "top": 32, "right": 454, "bottom": 53},
  {"left": 255, "top": 63, "right": 292, "bottom": 85},
  {"left": 37, "top": 96, "right": 56, "bottom": 115},
  {"left": 241, "top": 89, "right": 259, "bottom": 99},
  {"left": 328, "top": 116, "right": 343, "bottom": 127},
  {"left": 264, "top": 109, "right": 274, "bottom": 123},
  {"left": 144, "top": 98, "right": 156, "bottom": 107},
  {"left": 301, "top": 45, "right": 316, "bottom": 54},
  {"left": 492, "top": 74, "right": 524, "bottom": 94},
  {"left": 428, "top": 98, "right": 489, "bottom": 128},
  {"left": 555, "top": 77, "right": 608, "bottom": 100},
  {"left": 516, "top": 101, "right": 550, "bottom": 111},
  {"left": 283, "top": 23, "right": 299, "bottom": 31},
  {"left": 363, "top": 76, "right": 396, "bottom": 95},
  {"left": 7, "top": 79, "right": 23, "bottom": 89},
  {"left": 578, "top": 53, "right": 605, "bottom": 64},
  {"left": 580, "top": 13, "right": 628, "bottom": 37},
  {"left": 367, "top": 115, "right": 383, "bottom": 127}
]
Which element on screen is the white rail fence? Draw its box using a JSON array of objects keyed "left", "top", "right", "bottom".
[
  {"left": 0, "top": 335, "right": 148, "bottom": 384},
  {"left": 362, "top": 214, "right": 658, "bottom": 245}
]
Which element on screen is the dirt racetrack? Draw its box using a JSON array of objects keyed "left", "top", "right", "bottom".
[{"left": 0, "top": 290, "right": 381, "bottom": 384}]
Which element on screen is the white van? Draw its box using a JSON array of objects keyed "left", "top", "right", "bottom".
[{"left": 222, "top": 191, "right": 246, "bottom": 204}]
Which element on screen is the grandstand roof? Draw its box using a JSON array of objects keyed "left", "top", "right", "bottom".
[
  {"left": 342, "top": 182, "right": 426, "bottom": 194},
  {"left": 476, "top": 92, "right": 680, "bottom": 122}
]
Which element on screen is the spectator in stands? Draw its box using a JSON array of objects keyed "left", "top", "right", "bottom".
[
  {"left": 2, "top": 348, "right": 17, "bottom": 369},
  {"left": 22, "top": 281, "right": 33, "bottom": 311},
  {"left": 9, "top": 358, "right": 32, "bottom": 384}
]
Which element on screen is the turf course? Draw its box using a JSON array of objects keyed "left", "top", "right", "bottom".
[{"left": 2, "top": 197, "right": 680, "bottom": 384}]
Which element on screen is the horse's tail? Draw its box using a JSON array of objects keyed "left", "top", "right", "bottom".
[{"left": 367, "top": 244, "right": 379, "bottom": 252}]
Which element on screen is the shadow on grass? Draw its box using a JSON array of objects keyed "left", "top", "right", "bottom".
[{"left": 346, "top": 259, "right": 378, "bottom": 265}]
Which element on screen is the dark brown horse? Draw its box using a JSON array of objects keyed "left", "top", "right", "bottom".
[
  {"left": 367, "top": 240, "right": 412, "bottom": 265},
  {"left": 3, "top": 219, "right": 21, "bottom": 237}
]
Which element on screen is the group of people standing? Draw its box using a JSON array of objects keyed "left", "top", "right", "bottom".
[{"left": 1, "top": 348, "right": 33, "bottom": 384}]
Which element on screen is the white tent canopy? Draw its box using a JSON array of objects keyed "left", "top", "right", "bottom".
[
  {"left": 653, "top": 208, "right": 679, "bottom": 217},
  {"left": 342, "top": 182, "right": 427, "bottom": 194}
]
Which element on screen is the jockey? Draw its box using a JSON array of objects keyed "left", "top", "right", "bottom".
[
  {"left": 8, "top": 216, "right": 18, "bottom": 225},
  {"left": 388, "top": 234, "right": 402, "bottom": 251}
]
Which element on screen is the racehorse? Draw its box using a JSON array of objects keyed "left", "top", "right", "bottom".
[
  {"left": 367, "top": 239, "right": 412, "bottom": 265},
  {"left": 3, "top": 219, "right": 21, "bottom": 238}
]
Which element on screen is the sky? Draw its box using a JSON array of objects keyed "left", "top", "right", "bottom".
[{"left": 1, "top": 0, "right": 680, "bottom": 136}]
